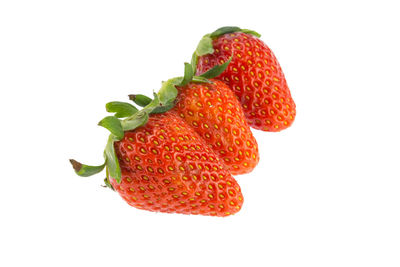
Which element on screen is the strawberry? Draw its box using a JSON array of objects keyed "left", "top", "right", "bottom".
[
  {"left": 173, "top": 79, "right": 259, "bottom": 175},
  {"left": 130, "top": 61, "right": 259, "bottom": 175},
  {"left": 195, "top": 26, "right": 296, "bottom": 132},
  {"left": 70, "top": 80, "right": 243, "bottom": 216},
  {"left": 110, "top": 112, "right": 243, "bottom": 216}
]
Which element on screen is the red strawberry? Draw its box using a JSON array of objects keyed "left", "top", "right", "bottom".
[
  {"left": 172, "top": 79, "right": 259, "bottom": 175},
  {"left": 110, "top": 112, "right": 243, "bottom": 216},
  {"left": 70, "top": 86, "right": 244, "bottom": 217},
  {"left": 195, "top": 26, "right": 296, "bottom": 132}
]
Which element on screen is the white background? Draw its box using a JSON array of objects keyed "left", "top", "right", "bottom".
[{"left": 1, "top": 0, "right": 399, "bottom": 266}]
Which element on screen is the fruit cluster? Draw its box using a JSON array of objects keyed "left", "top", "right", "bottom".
[{"left": 70, "top": 26, "right": 296, "bottom": 217}]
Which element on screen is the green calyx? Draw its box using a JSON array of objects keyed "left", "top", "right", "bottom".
[
  {"left": 195, "top": 26, "right": 261, "bottom": 57},
  {"left": 70, "top": 44, "right": 233, "bottom": 186},
  {"left": 69, "top": 77, "right": 183, "bottom": 184}
]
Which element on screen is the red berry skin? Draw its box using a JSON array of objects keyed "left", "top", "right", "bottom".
[
  {"left": 172, "top": 79, "right": 259, "bottom": 175},
  {"left": 109, "top": 112, "right": 243, "bottom": 217},
  {"left": 197, "top": 32, "right": 296, "bottom": 132}
]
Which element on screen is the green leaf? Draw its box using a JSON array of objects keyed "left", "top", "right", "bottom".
[
  {"left": 106, "top": 101, "right": 138, "bottom": 118},
  {"left": 190, "top": 52, "right": 198, "bottom": 74},
  {"left": 209, "top": 26, "right": 261, "bottom": 38},
  {"left": 195, "top": 35, "right": 214, "bottom": 56},
  {"left": 199, "top": 56, "right": 232, "bottom": 79},
  {"left": 103, "top": 176, "right": 114, "bottom": 191},
  {"left": 128, "top": 94, "right": 152, "bottom": 107},
  {"left": 151, "top": 102, "right": 174, "bottom": 114},
  {"left": 192, "top": 76, "right": 212, "bottom": 84},
  {"left": 98, "top": 116, "right": 124, "bottom": 140},
  {"left": 240, "top": 28, "right": 261, "bottom": 38},
  {"left": 178, "top": 62, "right": 195, "bottom": 87},
  {"left": 104, "top": 135, "right": 121, "bottom": 183},
  {"left": 157, "top": 78, "right": 180, "bottom": 105},
  {"left": 69, "top": 159, "right": 105, "bottom": 177},
  {"left": 121, "top": 110, "right": 149, "bottom": 132},
  {"left": 210, "top": 26, "right": 241, "bottom": 38}
]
